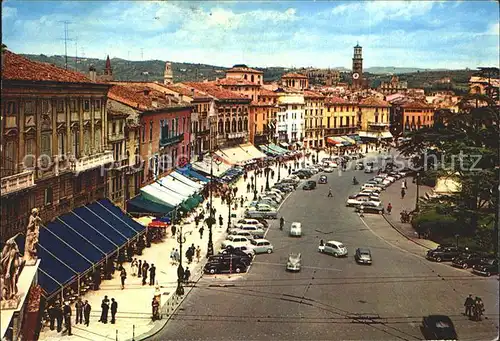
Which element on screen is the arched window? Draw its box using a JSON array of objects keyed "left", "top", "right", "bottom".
[
  {"left": 238, "top": 118, "right": 243, "bottom": 132},
  {"left": 225, "top": 119, "right": 230, "bottom": 133},
  {"left": 232, "top": 119, "right": 237, "bottom": 132},
  {"left": 251, "top": 75, "right": 254, "bottom": 83},
  {"left": 218, "top": 120, "right": 224, "bottom": 134},
  {"left": 244, "top": 118, "right": 248, "bottom": 131}
]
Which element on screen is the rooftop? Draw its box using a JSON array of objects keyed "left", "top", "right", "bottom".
[
  {"left": 108, "top": 84, "right": 189, "bottom": 111},
  {"left": 324, "top": 96, "right": 348, "bottom": 105},
  {"left": 304, "top": 90, "right": 325, "bottom": 99},
  {"left": 182, "top": 82, "right": 251, "bottom": 101},
  {"left": 2, "top": 50, "right": 95, "bottom": 83},
  {"left": 282, "top": 72, "right": 308, "bottom": 79},
  {"left": 401, "top": 100, "right": 434, "bottom": 109},
  {"left": 359, "top": 97, "right": 390, "bottom": 107},
  {"left": 226, "top": 65, "right": 263, "bottom": 74},
  {"left": 216, "top": 78, "right": 260, "bottom": 86},
  {"left": 258, "top": 88, "right": 279, "bottom": 97},
  {"left": 163, "top": 84, "right": 211, "bottom": 99}
]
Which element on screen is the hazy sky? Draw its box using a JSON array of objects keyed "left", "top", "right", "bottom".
[{"left": 2, "top": 0, "right": 499, "bottom": 69}]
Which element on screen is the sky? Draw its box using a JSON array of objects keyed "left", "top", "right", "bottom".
[{"left": 2, "top": 0, "right": 499, "bottom": 69}]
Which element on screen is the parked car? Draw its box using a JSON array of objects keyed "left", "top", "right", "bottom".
[
  {"left": 219, "top": 245, "right": 255, "bottom": 259},
  {"left": 318, "top": 240, "right": 347, "bottom": 257},
  {"left": 286, "top": 253, "right": 302, "bottom": 272},
  {"left": 421, "top": 315, "right": 458, "bottom": 340},
  {"left": 318, "top": 175, "right": 328, "bottom": 184},
  {"left": 204, "top": 258, "right": 248, "bottom": 274},
  {"left": 355, "top": 248, "right": 372, "bottom": 264},
  {"left": 255, "top": 218, "right": 269, "bottom": 229},
  {"left": 233, "top": 218, "right": 264, "bottom": 229},
  {"left": 355, "top": 162, "right": 364, "bottom": 170},
  {"left": 472, "top": 257, "right": 499, "bottom": 277},
  {"left": 323, "top": 167, "right": 334, "bottom": 173},
  {"left": 290, "top": 222, "right": 302, "bottom": 237},
  {"left": 361, "top": 183, "right": 384, "bottom": 192},
  {"left": 221, "top": 235, "right": 252, "bottom": 249},
  {"left": 346, "top": 195, "right": 380, "bottom": 207},
  {"left": 209, "top": 253, "right": 252, "bottom": 267},
  {"left": 245, "top": 206, "right": 278, "bottom": 219},
  {"left": 249, "top": 238, "right": 274, "bottom": 254},
  {"left": 426, "top": 245, "right": 464, "bottom": 262},
  {"left": 229, "top": 229, "right": 254, "bottom": 240},
  {"left": 364, "top": 166, "right": 374, "bottom": 173},
  {"left": 355, "top": 202, "right": 385, "bottom": 214},
  {"left": 272, "top": 184, "right": 294, "bottom": 193},
  {"left": 451, "top": 252, "right": 484, "bottom": 269},
  {"left": 303, "top": 180, "right": 317, "bottom": 190}
]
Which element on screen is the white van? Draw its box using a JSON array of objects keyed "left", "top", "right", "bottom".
[{"left": 290, "top": 222, "right": 302, "bottom": 237}]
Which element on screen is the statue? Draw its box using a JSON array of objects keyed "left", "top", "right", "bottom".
[
  {"left": 1, "top": 234, "right": 25, "bottom": 306},
  {"left": 24, "top": 208, "right": 41, "bottom": 265}
]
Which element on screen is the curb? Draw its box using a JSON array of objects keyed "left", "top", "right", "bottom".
[{"left": 382, "top": 214, "right": 433, "bottom": 250}]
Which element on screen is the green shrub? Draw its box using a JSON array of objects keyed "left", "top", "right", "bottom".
[{"left": 412, "top": 209, "right": 458, "bottom": 238}]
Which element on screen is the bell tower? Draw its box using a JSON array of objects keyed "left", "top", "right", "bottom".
[
  {"left": 352, "top": 43, "right": 363, "bottom": 89},
  {"left": 163, "top": 62, "right": 173, "bottom": 85}
]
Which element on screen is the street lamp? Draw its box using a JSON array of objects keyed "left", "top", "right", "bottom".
[
  {"left": 264, "top": 161, "right": 271, "bottom": 191},
  {"left": 176, "top": 224, "right": 192, "bottom": 296},
  {"left": 225, "top": 186, "right": 239, "bottom": 231},
  {"left": 415, "top": 172, "right": 420, "bottom": 212},
  {"left": 253, "top": 167, "right": 258, "bottom": 201},
  {"left": 277, "top": 156, "right": 282, "bottom": 181}
]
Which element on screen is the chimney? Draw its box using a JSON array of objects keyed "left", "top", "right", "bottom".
[{"left": 89, "top": 64, "right": 97, "bottom": 82}]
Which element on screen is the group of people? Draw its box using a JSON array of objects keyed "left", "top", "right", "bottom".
[
  {"left": 130, "top": 259, "right": 157, "bottom": 286},
  {"left": 185, "top": 243, "right": 201, "bottom": 264},
  {"left": 98, "top": 295, "right": 118, "bottom": 324},
  {"left": 464, "top": 294, "right": 485, "bottom": 321}
]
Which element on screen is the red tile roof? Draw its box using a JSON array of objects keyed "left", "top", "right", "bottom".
[
  {"left": 304, "top": 90, "right": 324, "bottom": 98},
  {"left": 401, "top": 100, "right": 434, "bottom": 109},
  {"left": 259, "top": 88, "right": 278, "bottom": 97},
  {"left": 164, "top": 84, "right": 209, "bottom": 99},
  {"left": 2, "top": 50, "right": 93, "bottom": 83},
  {"left": 359, "top": 97, "right": 390, "bottom": 107},
  {"left": 109, "top": 84, "right": 186, "bottom": 111},
  {"left": 216, "top": 78, "right": 259, "bottom": 86},
  {"left": 325, "top": 96, "right": 348, "bottom": 105},
  {"left": 282, "top": 72, "right": 308, "bottom": 79},
  {"left": 226, "top": 66, "right": 263, "bottom": 74},
  {"left": 182, "top": 82, "right": 251, "bottom": 101}
]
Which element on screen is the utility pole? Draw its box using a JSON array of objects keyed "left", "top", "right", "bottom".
[
  {"left": 59, "top": 21, "right": 73, "bottom": 70},
  {"left": 74, "top": 39, "right": 78, "bottom": 72}
]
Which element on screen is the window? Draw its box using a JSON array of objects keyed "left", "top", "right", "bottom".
[
  {"left": 150, "top": 121, "right": 153, "bottom": 141},
  {"left": 232, "top": 119, "right": 236, "bottom": 132},
  {"left": 95, "top": 100, "right": 101, "bottom": 111},
  {"left": 112, "top": 122, "right": 117, "bottom": 135},
  {"left": 225, "top": 119, "right": 230, "bottom": 133},
  {"left": 6, "top": 101, "right": 17, "bottom": 116},
  {"left": 44, "top": 187, "right": 53, "bottom": 205},
  {"left": 346, "top": 116, "right": 350, "bottom": 127},
  {"left": 238, "top": 119, "right": 243, "bottom": 132},
  {"left": 70, "top": 100, "right": 77, "bottom": 112},
  {"left": 25, "top": 100, "right": 35, "bottom": 114},
  {"left": 374, "top": 114, "right": 379, "bottom": 124},
  {"left": 84, "top": 130, "right": 91, "bottom": 155},
  {"left": 42, "top": 100, "right": 50, "bottom": 113},
  {"left": 60, "top": 178, "right": 66, "bottom": 197},
  {"left": 4, "top": 140, "right": 16, "bottom": 174},
  {"left": 182, "top": 117, "right": 186, "bottom": 133},
  {"left": 244, "top": 118, "right": 248, "bottom": 131},
  {"left": 333, "top": 117, "right": 337, "bottom": 128},
  {"left": 58, "top": 132, "right": 66, "bottom": 155},
  {"left": 340, "top": 117, "right": 343, "bottom": 126},
  {"left": 25, "top": 139, "right": 35, "bottom": 168},
  {"left": 94, "top": 128, "right": 101, "bottom": 151},
  {"left": 327, "top": 117, "right": 331, "bottom": 128},
  {"left": 218, "top": 120, "right": 223, "bottom": 134},
  {"left": 84, "top": 100, "right": 90, "bottom": 111},
  {"left": 41, "top": 132, "right": 52, "bottom": 159},
  {"left": 57, "top": 100, "right": 65, "bottom": 112}
]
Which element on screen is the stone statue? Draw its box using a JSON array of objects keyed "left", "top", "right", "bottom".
[
  {"left": 1, "top": 234, "right": 25, "bottom": 304},
  {"left": 24, "top": 208, "right": 41, "bottom": 265}
]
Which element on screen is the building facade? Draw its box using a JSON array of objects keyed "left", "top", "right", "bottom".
[
  {"left": 1, "top": 51, "right": 112, "bottom": 241},
  {"left": 323, "top": 96, "right": 359, "bottom": 139},
  {"left": 357, "top": 97, "right": 392, "bottom": 140},
  {"left": 224, "top": 64, "right": 264, "bottom": 85},
  {"left": 251, "top": 89, "right": 279, "bottom": 146},
  {"left": 379, "top": 75, "right": 408, "bottom": 94},
  {"left": 281, "top": 73, "right": 309, "bottom": 91},
  {"left": 303, "top": 90, "right": 325, "bottom": 149},
  {"left": 276, "top": 88, "right": 305, "bottom": 144}
]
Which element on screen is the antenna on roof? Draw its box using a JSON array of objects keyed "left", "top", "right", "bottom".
[
  {"left": 59, "top": 20, "right": 73, "bottom": 70},
  {"left": 74, "top": 39, "right": 78, "bottom": 72}
]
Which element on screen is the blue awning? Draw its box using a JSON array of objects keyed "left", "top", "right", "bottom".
[
  {"left": 178, "top": 166, "right": 209, "bottom": 183},
  {"left": 127, "top": 195, "right": 175, "bottom": 215},
  {"left": 16, "top": 199, "right": 146, "bottom": 297}
]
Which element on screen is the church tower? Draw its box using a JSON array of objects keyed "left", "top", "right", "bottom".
[
  {"left": 352, "top": 43, "right": 363, "bottom": 89},
  {"left": 163, "top": 62, "right": 173, "bottom": 85},
  {"left": 100, "top": 55, "right": 113, "bottom": 81}
]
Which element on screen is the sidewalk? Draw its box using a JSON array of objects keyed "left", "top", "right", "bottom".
[
  {"left": 38, "top": 158, "right": 296, "bottom": 341},
  {"left": 381, "top": 176, "right": 439, "bottom": 250}
]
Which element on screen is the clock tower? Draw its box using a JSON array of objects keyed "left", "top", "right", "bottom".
[{"left": 352, "top": 43, "right": 363, "bottom": 89}]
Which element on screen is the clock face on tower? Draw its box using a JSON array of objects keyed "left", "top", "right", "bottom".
[{"left": 352, "top": 72, "right": 360, "bottom": 80}]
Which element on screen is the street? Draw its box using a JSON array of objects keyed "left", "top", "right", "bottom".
[{"left": 150, "top": 156, "right": 499, "bottom": 341}]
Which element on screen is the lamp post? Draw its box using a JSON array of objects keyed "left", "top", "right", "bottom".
[
  {"left": 264, "top": 161, "right": 271, "bottom": 191},
  {"left": 415, "top": 172, "right": 420, "bottom": 212},
  {"left": 175, "top": 224, "right": 192, "bottom": 296},
  {"left": 253, "top": 168, "right": 258, "bottom": 201},
  {"left": 455, "top": 234, "right": 460, "bottom": 249},
  {"left": 226, "top": 186, "right": 239, "bottom": 231},
  {"left": 206, "top": 123, "right": 221, "bottom": 258},
  {"left": 277, "top": 157, "right": 281, "bottom": 181}
]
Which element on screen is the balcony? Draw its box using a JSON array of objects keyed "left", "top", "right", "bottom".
[
  {"left": 1, "top": 170, "right": 36, "bottom": 196},
  {"left": 108, "top": 132, "right": 125, "bottom": 142},
  {"left": 71, "top": 150, "right": 114, "bottom": 173},
  {"left": 196, "top": 129, "right": 210, "bottom": 137},
  {"left": 227, "top": 132, "right": 247, "bottom": 139},
  {"left": 368, "top": 121, "right": 390, "bottom": 127},
  {"left": 160, "top": 133, "right": 184, "bottom": 147}
]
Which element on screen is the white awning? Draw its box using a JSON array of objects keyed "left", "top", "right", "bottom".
[
  {"left": 140, "top": 182, "right": 187, "bottom": 206},
  {"left": 159, "top": 176, "right": 197, "bottom": 198},
  {"left": 192, "top": 156, "right": 231, "bottom": 177},
  {"left": 358, "top": 131, "right": 393, "bottom": 139},
  {"left": 171, "top": 171, "right": 204, "bottom": 190},
  {"left": 216, "top": 146, "right": 255, "bottom": 164},
  {"left": 239, "top": 143, "right": 267, "bottom": 159}
]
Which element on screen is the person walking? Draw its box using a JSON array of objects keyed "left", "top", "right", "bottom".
[
  {"left": 240, "top": 196, "right": 244, "bottom": 207},
  {"left": 171, "top": 224, "right": 177, "bottom": 238},
  {"left": 183, "top": 267, "right": 191, "bottom": 283},
  {"left": 173, "top": 249, "right": 180, "bottom": 265},
  {"left": 401, "top": 188, "right": 406, "bottom": 199},
  {"left": 152, "top": 298, "right": 160, "bottom": 321},
  {"left": 464, "top": 294, "right": 474, "bottom": 317},
  {"left": 55, "top": 302, "right": 63, "bottom": 332},
  {"left": 137, "top": 259, "right": 142, "bottom": 277},
  {"left": 261, "top": 185, "right": 264, "bottom": 193},
  {"left": 328, "top": 188, "right": 333, "bottom": 197},
  {"left": 110, "top": 298, "right": 118, "bottom": 324},
  {"left": 149, "top": 264, "right": 156, "bottom": 286},
  {"left": 387, "top": 203, "right": 392, "bottom": 215},
  {"left": 401, "top": 180, "right": 406, "bottom": 190},
  {"left": 83, "top": 300, "right": 91, "bottom": 326},
  {"left": 130, "top": 258, "right": 138, "bottom": 277},
  {"left": 170, "top": 248, "right": 176, "bottom": 265},
  {"left": 120, "top": 267, "right": 127, "bottom": 289},
  {"left": 99, "top": 296, "right": 109, "bottom": 323},
  {"left": 142, "top": 261, "right": 150, "bottom": 286},
  {"left": 198, "top": 225, "right": 204, "bottom": 239},
  {"left": 196, "top": 246, "right": 201, "bottom": 263},
  {"left": 219, "top": 214, "right": 223, "bottom": 228},
  {"left": 63, "top": 302, "right": 72, "bottom": 336},
  {"left": 247, "top": 183, "right": 250, "bottom": 193},
  {"left": 48, "top": 304, "right": 56, "bottom": 330},
  {"left": 280, "top": 217, "right": 284, "bottom": 230},
  {"left": 75, "top": 297, "right": 84, "bottom": 325}
]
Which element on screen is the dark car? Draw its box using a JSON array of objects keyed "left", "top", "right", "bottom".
[
  {"left": 255, "top": 218, "right": 269, "bottom": 229},
  {"left": 354, "top": 248, "right": 372, "bottom": 265},
  {"left": 204, "top": 258, "right": 248, "bottom": 274},
  {"left": 421, "top": 315, "right": 458, "bottom": 340},
  {"left": 354, "top": 202, "right": 384, "bottom": 214},
  {"left": 272, "top": 184, "right": 294, "bottom": 193},
  {"left": 426, "top": 245, "right": 464, "bottom": 262},
  {"left": 208, "top": 253, "right": 251, "bottom": 267},
  {"left": 472, "top": 257, "right": 499, "bottom": 277},
  {"left": 451, "top": 252, "right": 484, "bottom": 269},
  {"left": 219, "top": 246, "right": 254, "bottom": 261},
  {"left": 318, "top": 175, "right": 328, "bottom": 184},
  {"left": 303, "top": 180, "right": 317, "bottom": 190}
]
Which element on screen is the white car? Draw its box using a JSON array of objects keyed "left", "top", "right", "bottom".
[
  {"left": 234, "top": 218, "right": 264, "bottom": 229},
  {"left": 219, "top": 245, "right": 255, "bottom": 258},
  {"left": 359, "top": 191, "right": 381, "bottom": 199},
  {"left": 290, "top": 222, "right": 302, "bottom": 237},
  {"left": 318, "top": 240, "right": 348, "bottom": 257},
  {"left": 361, "top": 183, "right": 384, "bottom": 192},
  {"left": 323, "top": 167, "right": 334, "bottom": 173},
  {"left": 330, "top": 163, "right": 339, "bottom": 168},
  {"left": 346, "top": 195, "right": 381, "bottom": 207},
  {"left": 221, "top": 235, "right": 251, "bottom": 249},
  {"left": 385, "top": 176, "right": 396, "bottom": 183}
]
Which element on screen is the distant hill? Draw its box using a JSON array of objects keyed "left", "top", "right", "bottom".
[{"left": 20, "top": 54, "right": 474, "bottom": 93}]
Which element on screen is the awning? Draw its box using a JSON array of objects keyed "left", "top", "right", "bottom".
[
  {"left": 280, "top": 142, "right": 290, "bottom": 148},
  {"left": 341, "top": 136, "right": 356, "bottom": 145},
  {"left": 176, "top": 165, "right": 209, "bottom": 183},
  {"left": 239, "top": 143, "right": 267, "bottom": 159},
  {"left": 348, "top": 134, "right": 362, "bottom": 142},
  {"left": 159, "top": 176, "right": 198, "bottom": 197},
  {"left": 260, "top": 145, "right": 280, "bottom": 156},
  {"left": 327, "top": 136, "right": 346, "bottom": 145},
  {"left": 170, "top": 171, "right": 204, "bottom": 190},
  {"left": 216, "top": 145, "right": 256, "bottom": 164},
  {"left": 127, "top": 195, "right": 175, "bottom": 215},
  {"left": 269, "top": 143, "right": 289, "bottom": 154},
  {"left": 192, "top": 155, "right": 232, "bottom": 177},
  {"left": 16, "top": 199, "right": 145, "bottom": 297},
  {"left": 296, "top": 142, "right": 303, "bottom": 148},
  {"left": 381, "top": 131, "right": 393, "bottom": 139},
  {"left": 140, "top": 182, "right": 188, "bottom": 207},
  {"left": 358, "top": 131, "right": 393, "bottom": 139}
]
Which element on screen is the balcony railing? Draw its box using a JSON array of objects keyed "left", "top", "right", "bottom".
[
  {"left": 368, "top": 121, "right": 390, "bottom": 127},
  {"left": 160, "top": 133, "right": 184, "bottom": 147},
  {"left": 108, "top": 133, "right": 125, "bottom": 142},
  {"left": 227, "top": 132, "right": 247, "bottom": 139},
  {"left": 1, "top": 170, "right": 36, "bottom": 196},
  {"left": 196, "top": 129, "right": 210, "bottom": 137},
  {"left": 71, "top": 150, "right": 114, "bottom": 173}
]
